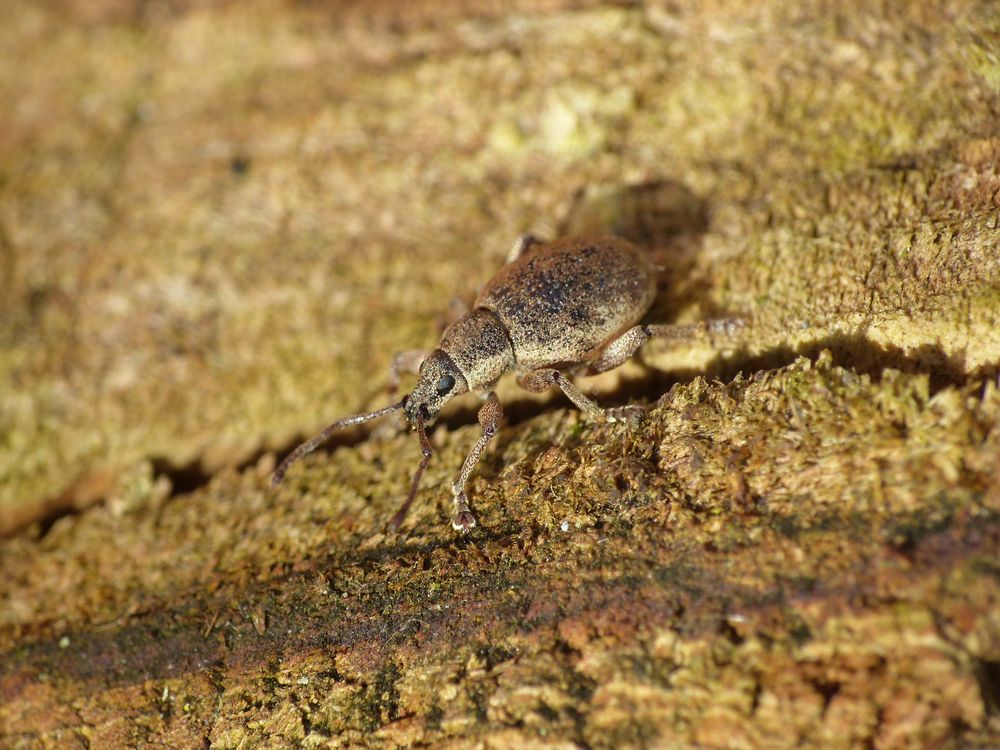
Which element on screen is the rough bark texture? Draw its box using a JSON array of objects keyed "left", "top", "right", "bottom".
[{"left": 2, "top": 1, "right": 1000, "bottom": 748}]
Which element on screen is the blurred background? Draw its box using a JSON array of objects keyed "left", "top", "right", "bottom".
[{"left": 3, "top": 0, "right": 996, "bottom": 537}]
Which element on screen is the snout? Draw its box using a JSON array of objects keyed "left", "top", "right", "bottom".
[{"left": 403, "top": 397, "right": 433, "bottom": 426}]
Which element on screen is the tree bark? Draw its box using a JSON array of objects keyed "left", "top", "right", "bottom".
[{"left": 2, "top": 1, "right": 999, "bottom": 748}]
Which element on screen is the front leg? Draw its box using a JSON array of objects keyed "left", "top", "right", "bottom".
[
  {"left": 517, "top": 368, "right": 643, "bottom": 422},
  {"left": 388, "top": 349, "right": 430, "bottom": 399},
  {"left": 451, "top": 392, "right": 503, "bottom": 531},
  {"left": 506, "top": 234, "right": 542, "bottom": 263}
]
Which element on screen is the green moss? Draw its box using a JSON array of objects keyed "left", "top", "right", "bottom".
[{"left": 960, "top": 7, "right": 1000, "bottom": 94}]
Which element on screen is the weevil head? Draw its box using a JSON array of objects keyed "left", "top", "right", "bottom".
[{"left": 404, "top": 350, "right": 468, "bottom": 426}]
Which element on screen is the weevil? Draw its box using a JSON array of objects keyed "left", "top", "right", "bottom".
[{"left": 272, "top": 235, "right": 742, "bottom": 531}]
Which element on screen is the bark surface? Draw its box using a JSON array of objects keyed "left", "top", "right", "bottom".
[{"left": 2, "top": 1, "right": 999, "bottom": 748}]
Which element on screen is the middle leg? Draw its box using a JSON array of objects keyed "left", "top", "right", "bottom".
[{"left": 517, "top": 368, "right": 643, "bottom": 422}]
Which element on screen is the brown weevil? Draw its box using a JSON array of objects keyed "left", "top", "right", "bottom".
[{"left": 272, "top": 235, "right": 743, "bottom": 532}]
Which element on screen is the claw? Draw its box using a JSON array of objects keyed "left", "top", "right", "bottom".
[
  {"left": 451, "top": 510, "right": 477, "bottom": 532},
  {"left": 451, "top": 491, "right": 477, "bottom": 531},
  {"left": 605, "top": 404, "right": 647, "bottom": 424}
]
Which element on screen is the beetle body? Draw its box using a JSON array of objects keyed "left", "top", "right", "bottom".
[
  {"left": 475, "top": 236, "right": 656, "bottom": 370},
  {"left": 274, "top": 235, "right": 740, "bottom": 532},
  {"left": 409, "top": 236, "right": 656, "bottom": 421}
]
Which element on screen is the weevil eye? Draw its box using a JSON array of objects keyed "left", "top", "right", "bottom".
[{"left": 436, "top": 374, "right": 456, "bottom": 396}]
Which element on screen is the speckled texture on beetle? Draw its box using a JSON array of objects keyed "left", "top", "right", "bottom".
[{"left": 272, "top": 235, "right": 744, "bottom": 532}]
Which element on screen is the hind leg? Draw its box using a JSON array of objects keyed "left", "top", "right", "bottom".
[{"left": 587, "top": 319, "right": 746, "bottom": 375}]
